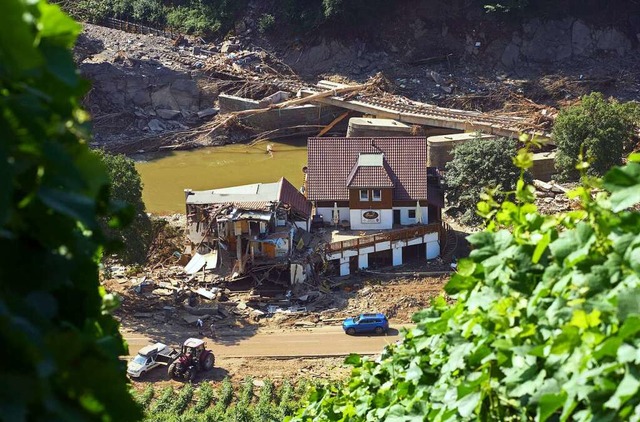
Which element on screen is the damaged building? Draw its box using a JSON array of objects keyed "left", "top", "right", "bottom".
[{"left": 184, "top": 177, "right": 312, "bottom": 286}]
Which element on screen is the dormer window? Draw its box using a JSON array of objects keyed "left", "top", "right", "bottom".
[
  {"left": 360, "top": 189, "right": 369, "bottom": 201},
  {"left": 372, "top": 189, "right": 381, "bottom": 201}
]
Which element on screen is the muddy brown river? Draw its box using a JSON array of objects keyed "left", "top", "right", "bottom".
[{"left": 135, "top": 139, "right": 307, "bottom": 214}]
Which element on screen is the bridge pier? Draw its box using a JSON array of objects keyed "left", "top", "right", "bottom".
[
  {"left": 339, "top": 257, "right": 350, "bottom": 276},
  {"left": 392, "top": 247, "right": 403, "bottom": 267},
  {"left": 425, "top": 232, "right": 441, "bottom": 259},
  {"left": 358, "top": 253, "right": 368, "bottom": 270}
]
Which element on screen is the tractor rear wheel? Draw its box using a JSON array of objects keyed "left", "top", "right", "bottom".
[
  {"left": 167, "top": 362, "right": 177, "bottom": 379},
  {"left": 202, "top": 353, "right": 215, "bottom": 371}
]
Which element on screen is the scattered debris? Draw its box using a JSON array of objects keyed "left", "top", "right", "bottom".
[{"left": 533, "top": 179, "right": 577, "bottom": 214}]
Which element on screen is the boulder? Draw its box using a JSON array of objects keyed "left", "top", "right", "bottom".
[
  {"left": 571, "top": 20, "right": 594, "bottom": 56},
  {"left": 197, "top": 108, "right": 219, "bottom": 119},
  {"left": 595, "top": 27, "right": 631, "bottom": 56},
  {"left": 501, "top": 42, "right": 520, "bottom": 68},
  {"left": 520, "top": 18, "right": 573, "bottom": 63},
  {"left": 170, "top": 79, "right": 200, "bottom": 111},
  {"left": 156, "top": 108, "right": 181, "bottom": 119},
  {"left": 151, "top": 85, "right": 179, "bottom": 110},
  {"left": 533, "top": 179, "right": 553, "bottom": 191},
  {"left": 147, "top": 119, "right": 165, "bottom": 132},
  {"left": 130, "top": 89, "right": 151, "bottom": 107}
]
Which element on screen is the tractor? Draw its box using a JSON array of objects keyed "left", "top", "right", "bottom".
[{"left": 167, "top": 338, "right": 215, "bottom": 381}]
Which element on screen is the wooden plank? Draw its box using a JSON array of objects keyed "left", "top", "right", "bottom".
[{"left": 317, "top": 111, "right": 350, "bottom": 137}]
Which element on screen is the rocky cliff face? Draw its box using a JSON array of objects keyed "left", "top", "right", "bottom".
[
  {"left": 286, "top": 16, "right": 637, "bottom": 76},
  {"left": 77, "top": 24, "right": 218, "bottom": 151},
  {"left": 492, "top": 18, "right": 632, "bottom": 67}
]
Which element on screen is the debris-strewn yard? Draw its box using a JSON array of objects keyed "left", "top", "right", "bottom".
[
  {"left": 108, "top": 241, "right": 448, "bottom": 388},
  {"left": 118, "top": 274, "right": 447, "bottom": 390},
  {"left": 104, "top": 264, "right": 449, "bottom": 334}
]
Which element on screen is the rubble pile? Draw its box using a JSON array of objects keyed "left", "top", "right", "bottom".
[
  {"left": 104, "top": 212, "right": 452, "bottom": 331},
  {"left": 77, "top": 24, "right": 303, "bottom": 153},
  {"left": 533, "top": 179, "right": 578, "bottom": 214},
  {"left": 103, "top": 257, "right": 449, "bottom": 334}
]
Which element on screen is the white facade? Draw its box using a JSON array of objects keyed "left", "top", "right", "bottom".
[
  {"left": 326, "top": 232, "right": 440, "bottom": 261},
  {"left": 316, "top": 206, "right": 350, "bottom": 227},
  {"left": 349, "top": 209, "right": 393, "bottom": 230},
  {"left": 396, "top": 206, "right": 429, "bottom": 226},
  {"left": 327, "top": 233, "right": 440, "bottom": 276},
  {"left": 326, "top": 231, "right": 441, "bottom": 276},
  {"left": 317, "top": 206, "right": 429, "bottom": 230}
]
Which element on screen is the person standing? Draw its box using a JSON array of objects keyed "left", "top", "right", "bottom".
[
  {"left": 196, "top": 318, "right": 203, "bottom": 335},
  {"left": 209, "top": 322, "right": 216, "bottom": 339}
]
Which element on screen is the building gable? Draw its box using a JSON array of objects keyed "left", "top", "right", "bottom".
[{"left": 307, "top": 137, "right": 427, "bottom": 201}]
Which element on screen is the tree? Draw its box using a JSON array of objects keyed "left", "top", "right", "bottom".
[
  {"left": 554, "top": 92, "right": 639, "bottom": 181},
  {"left": 444, "top": 136, "right": 523, "bottom": 225},
  {"left": 483, "top": 0, "right": 529, "bottom": 12},
  {"left": 0, "top": 1, "right": 141, "bottom": 420},
  {"left": 95, "top": 150, "right": 152, "bottom": 264},
  {"left": 294, "top": 151, "right": 640, "bottom": 421}
]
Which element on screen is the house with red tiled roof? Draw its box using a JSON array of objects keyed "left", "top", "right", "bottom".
[
  {"left": 306, "top": 137, "right": 441, "bottom": 230},
  {"left": 306, "top": 137, "right": 445, "bottom": 275}
]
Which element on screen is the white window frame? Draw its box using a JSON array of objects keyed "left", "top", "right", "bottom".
[
  {"left": 359, "top": 189, "right": 369, "bottom": 201},
  {"left": 372, "top": 189, "right": 382, "bottom": 201}
]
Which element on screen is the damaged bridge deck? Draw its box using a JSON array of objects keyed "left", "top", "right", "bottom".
[{"left": 298, "top": 81, "right": 528, "bottom": 138}]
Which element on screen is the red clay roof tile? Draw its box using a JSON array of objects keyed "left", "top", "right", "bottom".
[{"left": 307, "top": 137, "right": 427, "bottom": 201}]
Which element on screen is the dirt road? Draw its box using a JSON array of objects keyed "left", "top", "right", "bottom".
[{"left": 124, "top": 325, "right": 409, "bottom": 358}]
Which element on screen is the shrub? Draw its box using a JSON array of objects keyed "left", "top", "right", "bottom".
[
  {"left": 294, "top": 152, "right": 640, "bottom": 421},
  {"left": 151, "top": 386, "right": 175, "bottom": 413},
  {"left": 65, "top": 0, "right": 112, "bottom": 21},
  {"left": 131, "top": 0, "right": 164, "bottom": 23},
  {"left": 219, "top": 377, "right": 234, "bottom": 407},
  {"left": 253, "top": 379, "right": 278, "bottom": 421},
  {"left": 193, "top": 382, "right": 215, "bottom": 413},
  {"left": 444, "top": 136, "right": 523, "bottom": 225},
  {"left": 166, "top": 5, "right": 221, "bottom": 35},
  {"left": 258, "top": 13, "right": 275, "bottom": 33},
  {"left": 95, "top": 150, "right": 152, "bottom": 264},
  {"left": 136, "top": 385, "right": 155, "bottom": 409},
  {"left": 239, "top": 377, "right": 255, "bottom": 406},
  {"left": 278, "top": 380, "right": 296, "bottom": 417},
  {"left": 554, "top": 92, "right": 639, "bottom": 181},
  {"left": 171, "top": 382, "right": 194, "bottom": 415}
]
